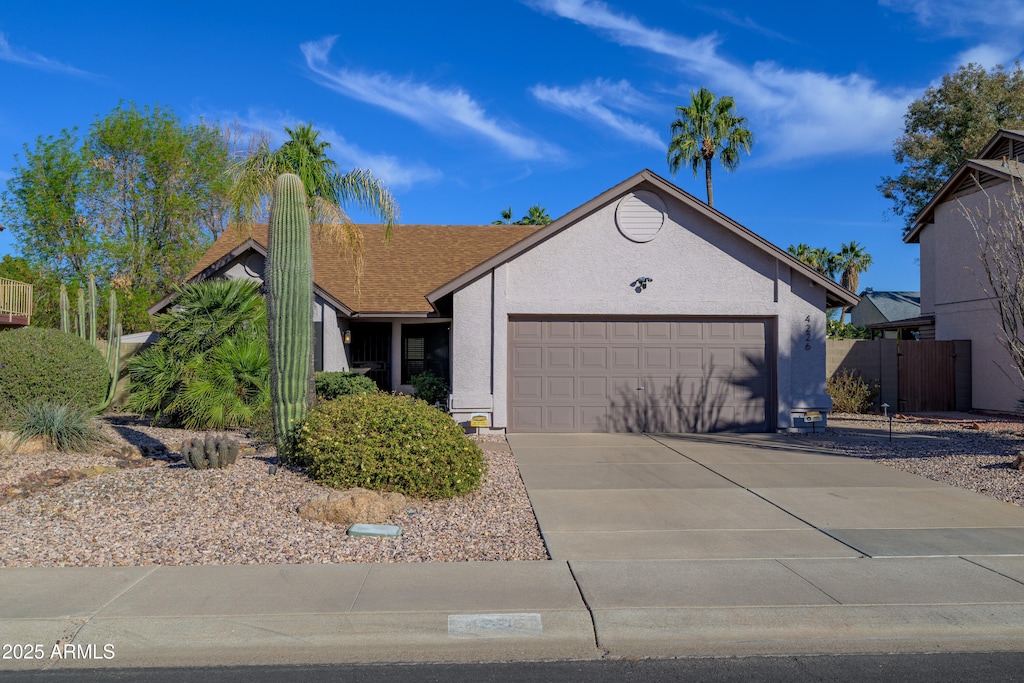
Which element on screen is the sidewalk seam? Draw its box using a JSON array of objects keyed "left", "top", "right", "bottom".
[{"left": 565, "top": 560, "right": 604, "bottom": 656}]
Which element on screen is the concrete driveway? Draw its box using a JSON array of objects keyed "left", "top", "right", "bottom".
[
  {"left": 507, "top": 431, "right": 1024, "bottom": 656},
  {"left": 507, "top": 432, "right": 1024, "bottom": 561}
]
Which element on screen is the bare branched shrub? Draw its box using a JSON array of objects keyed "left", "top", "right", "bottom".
[{"left": 962, "top": 177, "right": 1024, "bottom": 388}]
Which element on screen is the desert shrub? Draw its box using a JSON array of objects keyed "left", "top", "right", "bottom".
[
  {"left": 828, "top": 369, "right": 879, "bottom": 414},
  {"left": 314, "top": 371, "right": 378, "bottom": 400},
  {"left": 410, "top": 369, "right": 449, "bottom": 406},
  {"left": 126, "top": 278, "right": 268, "bottom": 428},
  {"left": 14, "top": 401, "right": 108, "bottom": 452},
  {"left": 294, "top": 392, "right": 485, "bottom": 499},
  {"left": 0, "top": 327, "right": 110, "bottom": 429}
]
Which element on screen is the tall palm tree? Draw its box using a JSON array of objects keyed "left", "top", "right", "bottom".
[
  {"left": 229, "top": 123, "right": 399, "bottom": 260},
  {"left": 667, "top": 88, "right": 754, "bottom": 208},
  {"left": 837, "top": 241, "right": 872, "bottom": 324}
]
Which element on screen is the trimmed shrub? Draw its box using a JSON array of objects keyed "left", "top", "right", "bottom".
[
  {"left": 314, "top": 371, "right": 378, "bottom": 400},
  {"left": 0, "top": 327, "right": 110, "bottom": 429},
  {"left": 827, "top": 369, "right": 879, "bottom": 414},
  {"left": 14, "top": 401, "right": 108, "bottom": 453},
  {"left": 410, "top": 369, "right": 449, "bottom": 406},
  {"left": 295, "top": 392, "right": 486, "bottom": 499}
]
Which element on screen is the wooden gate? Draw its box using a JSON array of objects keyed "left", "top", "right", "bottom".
[{"left": 898, "top": 341, "right": 956, "bottom": 412}]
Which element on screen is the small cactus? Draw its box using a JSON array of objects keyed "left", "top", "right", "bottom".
[{"left": 181, "top": 434, "right": 241, "bottom": 470}]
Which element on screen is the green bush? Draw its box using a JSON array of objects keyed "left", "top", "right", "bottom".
[
  {"left": 314, "top": 371, "right": 378, "bottom": 400},
  {"left": 14, "top": 401, "right": 108, "bottom": 452},
  {"left": 0, "top": 327, "right": 110, "bottom": 429},
  {"left": 827, "top": 369, "right": 879, "bottom": 414},
  {"left": 294, "top": 392, "right": 485, "bottom": 499},
  {"left": 410, "top": 369, "right": 449, "bottom": 406}
]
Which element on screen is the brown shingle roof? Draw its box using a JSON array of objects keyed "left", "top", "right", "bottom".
[{"left": 186, "top": 223, "right": 544, "bottom": 315}]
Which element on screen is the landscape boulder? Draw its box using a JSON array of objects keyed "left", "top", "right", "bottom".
[
  {"left": 1012, "top": 454, "right": 1024, "bottom": 471},
  {"left": 297, "top": 488, "right": 407, "bottom": 526}
]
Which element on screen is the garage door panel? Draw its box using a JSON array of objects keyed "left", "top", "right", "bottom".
[
  {"left": 547, "top": 376, "right": 575, "bottom": 400},
  {"left": 579, "top": 346, "right": 608, "bottom": 370},
  {"left": 611, "top": 322, "right": 641, "bottom": 341},
  {"left": 548, "top": 321, "right": 575, "bottom": 340},
  {"left": 580, "top": 322, "right": 608, "bottom": 340},
  {"left": 509, "top": 319, "right": 772, "bottom": 433},
  {"left": 546, "top": 405, "right": 575, "bottom": 430},
  {"left": 579, "top": 376, "right": 609, "bottom": 399},
  {"left": 513, "top": 376, "right": 543, "bottom": 400},
  {"left": 547, "top": 347, "right": 575, "bottom": 369},
  {"left": 513, "top": 406, "right": 543, "bottom": 431},
  {"left": 611, "top": 347, "right": 641, "bottom": 370},
  {"left": 513, "top": 346, "right": 543, "bottom": 370},
  {"left": 514, "top": 321, "right": 544, "bottom": 341},
  {"left": 643, "top": 346, "right": 672, "bottom": 370}
]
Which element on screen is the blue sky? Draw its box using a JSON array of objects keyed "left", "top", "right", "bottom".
[{"left": 2, "top": 1, "right": 1023, "bottom": 293}]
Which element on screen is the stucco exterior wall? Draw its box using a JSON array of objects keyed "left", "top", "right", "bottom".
[
  {"left": 450, "top": 190, "right": 833, "bottom": 431},
  {"left": 923, "top": 182, "right": 1020, "bottom": 412},
  {"left": 211, "top": 252, "right": 348, "bottom": 372}
]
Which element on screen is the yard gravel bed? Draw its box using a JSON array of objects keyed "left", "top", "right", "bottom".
[
  {"left": 0, "top": 416, "right": 548, "bottom": 567},
  {"left": 5, "top": 411, "right": 1024, "bottom": 567},
  {"left": 806, "top": 413, "right": 1024, "bottom": 507}
]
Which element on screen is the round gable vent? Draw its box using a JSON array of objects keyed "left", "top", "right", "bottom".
[{"left": 615, "top": 190, "right": 666, "bottom": 243}]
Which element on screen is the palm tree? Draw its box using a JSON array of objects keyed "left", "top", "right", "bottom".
[
  {"left": 667, "top": 88, "right": 754, "bottom": 207},
  {"left": 837, "top": 241, "right": 872, "bottom": 324},
  {"left": 787, "top": 244, "right": 839, "bottom": 280},
  {"left": 518, "top": 205, "right": 552, "bottom": 225},
  {"left": 493, "top": 206, "right": 514, "bottom": 225},
  {"left": 229, "top": 123, "right": 398, "bottom": 258}
]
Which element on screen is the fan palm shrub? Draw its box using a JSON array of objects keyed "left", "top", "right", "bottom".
[{"left": 126, "top": 278, "right": 269, "bottom": 428}]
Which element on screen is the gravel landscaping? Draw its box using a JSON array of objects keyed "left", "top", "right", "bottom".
[
  {"left": 0, "top": 415, "right": 548, "bottom": 567},
  {"left": 806, "top": 412, "right": 1024, "bottom": 507},
  {"left": 2, "top": 411, "right": 1023, "bottom": 568}
]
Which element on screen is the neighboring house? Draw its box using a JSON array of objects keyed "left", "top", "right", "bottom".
[
  {"left": 157, "top": 169, "right": 856, "bottom": 433},
  {"left": 850, "top": 290, "right": 920, "bottom": 327},
  {"left": 905, "top": 129, "right": 1024, "bottom": 413},
  {"left": 850, "top": 289, "right": 924, "bottom": 339}
]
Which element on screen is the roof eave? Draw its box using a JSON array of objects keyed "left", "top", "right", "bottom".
[{"left": 906, "top": 160, "right": 1018, "bottom": 243}]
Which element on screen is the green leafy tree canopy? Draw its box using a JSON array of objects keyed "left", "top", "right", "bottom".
[
  {"left": 1, "top": 101, "right": 233, "bottom": 332},
  {"left": 879, "top": 62, "right": 1024, "bottom": 235},
  {"left": 492, "top": 204, "right": 552, "bottom": 225}
]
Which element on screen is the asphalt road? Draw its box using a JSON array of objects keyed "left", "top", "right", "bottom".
[{"left": 6, "top": 652, "right": 1024, "bottom": 682}]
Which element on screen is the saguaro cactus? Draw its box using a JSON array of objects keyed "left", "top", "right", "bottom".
[{"left": 266, "top": 173, "right": 315, "bottom": 463}]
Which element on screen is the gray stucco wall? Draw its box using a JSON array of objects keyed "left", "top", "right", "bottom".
[
  {"left": 211, "top": 252, "right": 349, "bottom": 373},
  {"left": 450, "top": 189, "right": 833, "bottom": 431},
  {"left": 924, "top": 183, "right": 1021, "bottom": 412}
]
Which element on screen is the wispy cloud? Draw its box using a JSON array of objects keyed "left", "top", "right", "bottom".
[
  {"left": 206, "top": 109, "right": 442, "bottom": 191},
  {"left": 0, "top": 33, "right": 94, "bottom": 77},
  {"left": 300, "top": 36, "right": 560, "bottom": 161},
  {"left": 526, "top": 0, "right": 914, "bottom": 163},
  {"left": 881, "top": 0, "right": 1024, "bottom": 69},
  {"left": 531, "top": 79, "right": 663, "bottom": 149}
]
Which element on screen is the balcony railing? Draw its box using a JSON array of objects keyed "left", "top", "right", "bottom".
[{"left": 0, "top": 277, "right": 32, "bottom": 327}]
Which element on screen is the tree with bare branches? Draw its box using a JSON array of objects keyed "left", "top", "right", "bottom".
[{"left": 962, "top": 179, "right": 1024, "bottom": 391}]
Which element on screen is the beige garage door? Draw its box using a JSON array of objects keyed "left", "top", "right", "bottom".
[{"left": 509, "top": 318, "right": 773, "bottom": 433}]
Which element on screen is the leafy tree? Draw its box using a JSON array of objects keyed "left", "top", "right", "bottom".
[
  {"left": 1, "top": 102, "right": 233, "bottom": 332},
  {"left": 667, "top": 87, "right": 754, "bottom": 207},
  {"left": 125, "top": 278, "right": 268, "bottom": 428},
  {"left": 229, "top": 123, "right": 398, "bottom": 260},
  {"left": 879, "top": 62, "right": 1024, "bottom": 235}
]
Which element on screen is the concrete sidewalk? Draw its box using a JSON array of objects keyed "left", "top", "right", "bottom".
[{"left": 5, "top": 431, "right": 1024, "bottom": 669}]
